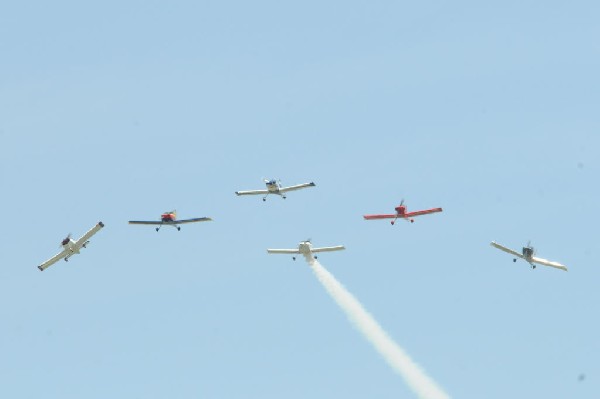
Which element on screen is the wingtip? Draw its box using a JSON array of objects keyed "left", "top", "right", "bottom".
[
  {"left": 99, "top": 221, "right": 105, "bottom": 227},
  {"left": 37, "top": 266, "right": 43, "bottom": 271},
  {"left": 310, "top": 182, "right": 316, "bottom": 186}
]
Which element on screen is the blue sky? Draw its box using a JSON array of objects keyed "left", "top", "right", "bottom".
[{"left": 1, "top": 1, "right": 598, "bottom": 398}]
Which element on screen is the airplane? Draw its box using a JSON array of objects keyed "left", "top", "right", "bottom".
[
  {"left": 490, "top": 241, "right": 568, "bottom": 271},
  {"left": 128, "top": 210, "right": 212, "bottom": 231},
  {"left": 38, "top": 221, "right": 105, "bottom": 271},
  {"left": 235, "top": 179, "right": 316, "bottom": 201},
  {"left": 267, "top": 239, "right": 345, "bottom": 262},
  {"left": 363, "top": 200, "right": 443, "bottom": 225}
]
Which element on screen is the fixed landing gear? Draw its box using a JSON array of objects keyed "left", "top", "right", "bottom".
[
  {"left": 156, "top": 227, "right": 160, "bottom": 232},
  {"left": 262, "top": 198, "right": 266, "bottom": 201},
  {"left": 314, "top": 255, "right": 318, "bottom": 259},
  {"left": 292, "top": 257, "right": 296, "bottom": 261},
  {"left": 177, "top": 227, "right": 181, "bottom": 231},
  {"left": 391, "top": 220, "right": 395, "bottom": 225},
  {"left": 513, "top": 259, "right": 517, "bottom": 262},
  {"left": 82, "top": 241, "right": 90, "bottom": 248}
]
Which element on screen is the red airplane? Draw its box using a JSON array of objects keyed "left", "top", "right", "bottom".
[{"left": 363, "top": 200, "right": 443, "bottom": 225}]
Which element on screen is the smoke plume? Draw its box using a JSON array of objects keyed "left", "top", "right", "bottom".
[{"left": 310, "top": 259, "right": 450, "bottom": 399}]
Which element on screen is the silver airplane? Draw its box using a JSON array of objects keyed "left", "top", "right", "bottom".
[{"left": 490, "top": 241, "right": 567, "bottom": 271}]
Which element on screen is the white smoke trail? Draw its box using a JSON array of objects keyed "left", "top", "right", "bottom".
[{"left": 310, "top": 259, "right": 450, "bottom": 399}]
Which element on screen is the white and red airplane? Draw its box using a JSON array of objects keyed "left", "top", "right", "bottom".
[
  {"left": 363, "top": 200, "right": 443, "bottom": 225},
  {"left": 38, "top": 221, "right": 104, "bottom": 271},
  {"left": 128, "top": 210, "right": 212, "bottom": 231},
  {"left": 235, "top": 179, "right": 316, "bottom": 201},
  {"left": 267, "top": 239, "right": 345, "bottom": 262},
  {"left": 490, "top": 241, "right": 568, "bottom": 271}
]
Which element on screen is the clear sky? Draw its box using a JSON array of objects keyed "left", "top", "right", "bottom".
[{"left": 1, "top": 1, "right": 598, "bottom": 398}]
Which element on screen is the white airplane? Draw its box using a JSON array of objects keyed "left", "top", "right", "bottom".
[
  {"left": 267, "top": 239, "right": 345, "bottom": 262},
  {"left": 38, "top": 222, "right": 105, "bottom": 271},
  {"left": 490, "top": 241, "right": 567, "bottom": 271},
  {"left": 235, "top": 179, "right": 316, "bottom": 201}
]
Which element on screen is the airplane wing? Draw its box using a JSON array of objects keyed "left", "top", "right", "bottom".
[
  {"left": 74, "top": 222, "right": 104, "bottom": 249},
  {"left": 235, "top": 189, "right": 269, "bottom": 196},
  {"left": 174, "top": 217, "right": 212, "bottom": 224},
  {"left": 311, "top": 245, "right": 345, "bottom": 253},
  {"left": 405, "top": 207, "right": 443, "bottom": 217},
  {"left": 267, "top": 249, "right": 301, "bottom": 254},
  {"left": 38, "top": 249, "right": 69, "bottom": 271},
  {"left": 363, "top": 214, "right": 396, "bottom": 220},
  {"left": 490, "top": 241, "right": 523, "bottom": 258},
  {"left": 129, "top": 220, "right": 163, "bottom": 225},
  {"left": 279, "top": 182, "right": 316, "bottom": 193},
  {"left": 531, "top": 256, "right": 568, "bottom": 271}
]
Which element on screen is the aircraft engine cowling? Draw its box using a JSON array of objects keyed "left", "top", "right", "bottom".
[{"left": 395, "top": 205, "right": 407, "bottom": 215}]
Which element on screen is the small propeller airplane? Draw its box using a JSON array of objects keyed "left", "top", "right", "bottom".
[
  {"left": 128, "top": 211, "right": 212, "bottom": 231},
  {"left": 490, "top": 241, "right": 568, "bottom": 271},
  {"left": 38, "top": 221, "right": 104, "bottom": 271},
  {"left": 235, "top": 179, "right": 316, "bottom": 201},
  {"left": 267, "top": 239, "right": 345, "bottom": 262},
  {"left": 363, "top": 200, "right": 443, "bottom": 225}
]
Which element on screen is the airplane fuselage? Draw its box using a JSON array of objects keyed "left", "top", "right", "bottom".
[
  {"left": 298, "top": 241, "right": 315, "bottom": 261},
  {"left": 161, "top": 213, "right": 176, "bottom": 222},
  {"left": 394, "top": 205, "right": 407, "bottom": 216},
  {"left": 266, "top": 181, "right": 282, "bottom": 194},
  {"left": 392, "top": 205, "right": 413, "bottom": 224},
  {"left": 63, "top": 239, "right": 79, "bottom": 253},
  {"left": 158, "top": 214, "right": 181, "bottom": 230},
  {"left": 522, "top": 247, "right": 534, "bottom": 258},
  {"left": 520, "top": 246, "right": 536, "bottom": 268},
  {"left": 61, "top": 239, "right": 81, "bottom": 261}
]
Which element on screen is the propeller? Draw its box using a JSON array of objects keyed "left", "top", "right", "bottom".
[
  {"left": 525, "top": 240, "right": 535, "bottom": 256},
  {"left": 263, "top": 178, "right": 281, "bottom": 186},
  {"left": 60, "top": 233, "right": 72, "bottom": 247},
  {"left": 400, "top": 198, "right": 405, "bottom": 206}
]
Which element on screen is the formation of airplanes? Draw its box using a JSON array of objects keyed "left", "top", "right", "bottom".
[{"left": 36, "top": 178, "right": 568, "bottom": 272}]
